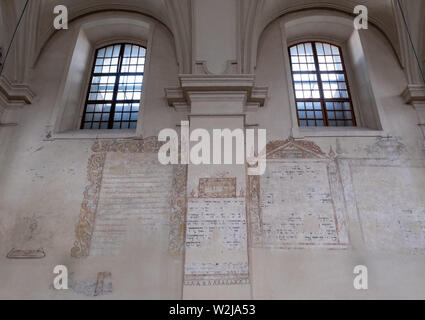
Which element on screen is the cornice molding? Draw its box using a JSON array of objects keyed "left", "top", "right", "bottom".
[
  {"left": 402, "top": 84, "right": 425, "bottom": 104},
  {"left": 165, "top": 74, "right": 268, "bottom": 112},
  {"left": 0, "top": 75, "right": 35, "bottom": 108},
  {"left": 403, "top": 85, "right": 425, "bottom": 142}
]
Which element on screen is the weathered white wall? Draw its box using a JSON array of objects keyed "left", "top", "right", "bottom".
[
  {"left": 248, "top": 15, "right": 425, "bottom": 299},
  {"left": 0, "top": 10, "right": 184, "bottom": 299},
  {"left": 0, "top": 1, "right": 425, "bottom": 300}
]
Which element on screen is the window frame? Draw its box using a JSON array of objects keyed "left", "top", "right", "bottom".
[
  {"left": 80, "top": 42, "right": 147, "bottom": 130},
  {"left": 288, "top": 41, "right": 357, "bottom": 128}
]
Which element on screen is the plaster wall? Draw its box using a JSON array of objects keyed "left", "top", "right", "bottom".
[
  {"left": 0, "top": 12, "right": 184, "bottom": 299},
  {"left": 0, "top": 3, "right": 424, "bottom": 300}
]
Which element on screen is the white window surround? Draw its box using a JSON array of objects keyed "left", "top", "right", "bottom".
[
  {"left": 279, "top": 10, "right": 389, "bottom": 138},
  {"left": 46, "top": 12, "right": 155, "bottom": 140}
]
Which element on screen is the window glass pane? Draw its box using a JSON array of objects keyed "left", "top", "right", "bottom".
[
  {"left": 289, "top": 41, "right": 355, "bottom": 127},
  {"left": 305, "top": 43, "right": 313, "bottom": 55},
  {"left": 113, "top": 45, "right": 121, "bottom": 57},
  {"left": 297, "top": 44, "right": 305, "bottom": 55},
  {"left": 315, "top": 42, "right": 346, "bottom": 72},
  {"left": 316, "top": 43, "right": 324, "bottom": 55},
  {"left": 129, "top": 122, "right": 137, "bottom": 129},
  {"left": 98, "top": 48, "right": 106, "bottom": 58},
  {"left": 293, "top": 72, "right": 320, "bottom": 100},
  {"left": 290, "top": 43, "right": 316, "bottom": 73},
  {"left": 105, "top": 46, "right": 113, "bottom": 57},
  {"left": 131, "top": 45, "right": 139, "bottom": 57},
  {"left": 82, "top": 43, "right": 145, "bottom": 130}
]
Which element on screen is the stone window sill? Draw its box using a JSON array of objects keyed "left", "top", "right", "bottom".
[
  {"left": 292, "top": 127, "right": 387, "bottom": 138},
  {"left": 45, "top": 129, "right": 139, "bottom": 141}
]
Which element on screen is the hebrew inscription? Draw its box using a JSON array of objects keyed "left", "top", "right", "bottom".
[
  {"left": 186, "top": 198, "right": 247, "bottom": 250},
  {"left": 198, "top": 178, "right": 236, "bottom": 198},
  {"left": 248, "top": 139, "right": 348, "bottom": 249},
  {"left": 351, "top": 165, "right": 425, "bottom": 253},
  {"left": 90, "top": 152, "right": 174, "bottom": 256},
  {"left": 185, "top": 177, "right": 249, "bottom": 286},
  {"left": 260, "top": 162, "right": 347, "bottom": 248},
  {"left": 71, "top": 138, "right": 187, "bottom": 258}
]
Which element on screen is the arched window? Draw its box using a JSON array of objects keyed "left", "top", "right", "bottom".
[
  {"left": 81, "top": 43, "right": 146, "bottom": 129},
  {"left": 289, "top": 42, "right": 356, "bottom": 127}
]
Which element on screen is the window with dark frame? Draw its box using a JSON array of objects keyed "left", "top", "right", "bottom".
[
  {"left": 81, "top": 43, "right": 146, "bottom": 130},
  {"left": 289, "top": 42, "right": 356, "bottom": 127}
]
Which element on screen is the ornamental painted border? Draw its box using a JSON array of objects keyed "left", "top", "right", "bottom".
[
  {"left": 247, "top": 138, "right": 349, "bottom": 249},
  {"left": 71, "top": 137, "right": 187, "bottom": 258}
]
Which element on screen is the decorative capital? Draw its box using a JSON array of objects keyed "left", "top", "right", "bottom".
[
  {"left": 0, "top": 75, "right": 35, "bottom": 108},
  {"left": 165, "top": 74, "right": 268, "bottom": 112},
  {"left": 402, "top": 84, "right": 425, "bottom": 105}
]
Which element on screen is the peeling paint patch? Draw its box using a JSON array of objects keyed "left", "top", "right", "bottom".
[
  {"left": 364, "top": 137, "right": 407, "bottom": 158},
  {"left": 32, "top": 146, "right": 44, "bottom": 153},
  {"left": 13, "top": 214, "right": 42, "bottom": 244},
  {"left": 26, "top": 169, "right": 45, "bottom": 181},
  {"left": 49, "top": 272, "right": 113, "bottom": 297},
  {"left": 6, "top": 248, "right": 46, "bottom": 259},
  {"left": 69, "top": 272, "right": 112, "bottom": 297},
  {"left": 10, "top": 214, "right": 53, "bottom": 249}
]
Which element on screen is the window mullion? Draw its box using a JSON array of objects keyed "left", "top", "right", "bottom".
[
  {"left": 108, "top": 44, "right": 125, "bottom": 129},
  {"left": 312, "top": 42, "right": 328, "bottom": 127}
]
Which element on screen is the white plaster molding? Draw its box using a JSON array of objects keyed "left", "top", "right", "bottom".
[
  {"left": 165, "top": 74, "right": 268, "bottom": 112},
  {"left": 292, "top": 127, "right": 387, "bottom": 139},
  {"left": 164, "top": 0, "right": 192, "bottom": 74},
  {"left": 402, "top": 85, "right": 425, "bottom": 144},
  {"left": 44, "top": 129, "right": 139, "bottom": 141},
  {"left": 193, "top": 60, "right": 239, "bottom": 75},
  {"left": 0, "top": 0, "right": 41, "bottom": 85},
  {"left": 240, "top": 2, "right": 402, "bottom": 76},
  {"left": 239, "top": 0, "right": 263, "bottom": 74},
  {"left": 402, "top": 85, "right": 425, "bottom": 105},
  {"left": 393, "top": 0, "right": 424, "bottom": 85},
  {"left": 0, "top": 75, "right": 35, "bottom": 107},
  {"left": 193, "top": 61, "right": 213, "bottom": 75},
  {"left": 34, "top": 2, "right": 192, "bottom": 74},
  {"left": 223, "top": 60, "right": 240, "bottom": 75},
  {"left": 0, "top": 74, "right": 34, "bottom": 126},
  {"left": 164, "top": 88, "right": 187, "bottom": 112}
]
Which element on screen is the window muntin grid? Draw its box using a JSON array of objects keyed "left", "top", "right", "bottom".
[
  {"left": 81, "top": 43, "right": 146, "bottom": 130},
  {"left": 289, "top": 42, "right": 356, "bottom": 127}
]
